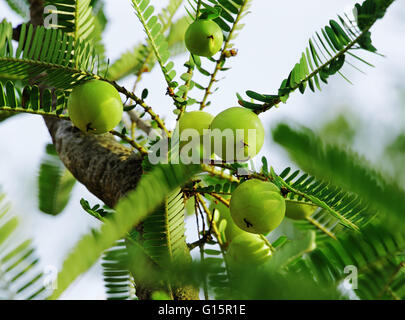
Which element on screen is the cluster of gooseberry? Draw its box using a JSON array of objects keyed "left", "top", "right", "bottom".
[
  {"left": 66, "top": 17, "right": 318, "bottom": 265},
  {"left": 67, "top": 16, "right": 226, "bottom": 134},
  {"left": 177, "top": 108, "right": 265, "bottom": 162},
  {"left": 213, "top": 180, "right": 317, "bottom": 267}
]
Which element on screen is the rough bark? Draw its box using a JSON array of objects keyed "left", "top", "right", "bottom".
[
  {"left": 44, "top": 118, "right": 143, "bottom": 208},
  {"left": 26, "top": 0, "right": 199, "bottom": 300}
]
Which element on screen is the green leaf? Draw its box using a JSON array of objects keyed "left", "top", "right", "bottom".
[
  {"left": 0, "top": 193, "right": 47, "bottom": 300},
  {"left": 44, "top": 0, "right": 97, "bottom": 44},
  {"left": 272, "top": 123, "right": 405, "bottom": 228},
  {"left": 102, "top": 240, "right": 134, "bottom": 300},
  {"left": 4, "top": 0, "right": 29, "bottom": 18},
  {"left": 0, "top": 81, "right": 69, "bottom": 120},
  {"left": 297, "top": 224, "right": 405, "bottom": 299},
  {"left": 0, "top": 21, "right": 102, "bottom": 90},
  {"left": 49, "top": 164, "right": 201, "bottom": 299},
  {"left": 131, "top": 0, "right": 183, "bottom": 90},
  {"left": 239, "top": 0, "right": 395, "bottom": 111},
  {"left": 142, "top": 189, "right": 189, "bottom": 266},
  {"left": 38, "top": 144, "right": 76, "bottom": 216},
  {"left": 267, "top": 231, "right": 317, "bottom": 271}
]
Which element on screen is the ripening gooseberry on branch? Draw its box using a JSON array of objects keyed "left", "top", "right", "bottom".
[
  {"left": 176, "top": 111, "right": 214, "bottom": 161},
  {"left": 230, "top": 179, "right": 286, "bottom": 235},
  {"left": 185, "top": 19, "right": 224, "bottom": 57},
  {"left": 210, "top": 107, "right": 265, "bottom": 162},
  {"left": 67, "top": 80, "right": 123, "bottom": 134},
  {"left": 178, "top": 111, "right": 214, "bottom": 137}
]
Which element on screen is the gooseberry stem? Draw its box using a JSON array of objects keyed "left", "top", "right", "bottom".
[{"left": 259, "top": 235, "right": 276, "bottom": 253}]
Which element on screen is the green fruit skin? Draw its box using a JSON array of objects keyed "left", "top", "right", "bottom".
[
  {"left": 285, "top": 201, "right": 317, "bottom": 220},
  {"left": 68, "top": 80, "right": 123, "bottom": 134},
  {"left": 210, "top": 107, "right": 265, "bottom": 162},
  {"left": 178, "top": 111, "right": 214, "bottom": 136},
  {"left": 227, "top": 233, "right": 272, "bottom": 266},
  {"left": 185, "top": 20, "right": 224, "bottom": 57},
  {"left": 230, "top": 180, "right": 286, "bottom": 234},
  {"left": 177, "top": 111, "right": 214, "bottom": 160}
]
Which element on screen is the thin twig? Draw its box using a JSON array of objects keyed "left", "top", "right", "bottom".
[
  {"left": 199, "top": 0, "right": 249, "bottom": 110},
  {"left": 127, "top": 109, "right": 153, "bottom": 136},
  {"left": 111, "top": 81, "right": 170, "bottom": 137},
  {"left": 0, "top": 106, "right": 70, "bottom": 120},
  {"left": 110, "top": 130, "right": 149, "bottom": 156},
  {"left": 201, "top": 164, "right": 240, "bottom": 183}
]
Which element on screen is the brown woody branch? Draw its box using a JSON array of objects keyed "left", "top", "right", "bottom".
[{"left": 44, "top": 117, "right": 143, "bottom": 208}]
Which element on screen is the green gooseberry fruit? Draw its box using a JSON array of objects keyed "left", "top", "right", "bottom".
[
  {"left": 227, "top": 233, "right": 272, "bottom": 266},
  {"left": 230, "top": 179, "right": 286, "bottom": 234},
  {"left": 210, "top": 200, "right": 245, "bottom": 243},
  {"left": 177, "top": 111, "right": 214, "bottom": 161},
  {"left": 185, "top": 19, "right": 224, "bottom": 57},
  {"left": 210, "top": 107, "right": 265, "bottom": 162},
  {"left": 178, "top": 111, "right": 214, "bottom": 137},
  {"left": 285, "top": 201, "right": 317, "bottom": 220},
  {"left": 68, "top": 80, "right": 123, "bottom": 134}
]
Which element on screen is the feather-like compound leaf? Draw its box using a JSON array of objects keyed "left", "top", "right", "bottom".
[
  {"left": 238, "top": 0, "right": 395, "bottom": 112},
  {"left": 49, "top": 163, "right": 201, "bottom": 299},
  {"left": 0, "top": 20, "right": 101, "bottom": 90},
  {"left": 0, "top": 193, "right": 47, "bottom": 300},
  {"left": 272, "top": 123, "right": 405, "bottom": 228},
  {"left": 44, "top": 0, "right": 96, "bottom": 44},
  {"left": 38, "top": 144, "right": 76, "bottom": 216},
  {"left": 0, "top": 81, "right": 69, "bottom": 120},
  {"left": 102, "top": 240, "right": 134, "bottom": 300},
  {"left": 131, "top": 0, "right": 182, "bottom": 88},
  {"left": 295, "top": 224, "right": 405, "bottom": 300}
]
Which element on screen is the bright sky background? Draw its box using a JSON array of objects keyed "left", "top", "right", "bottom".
[{"left": 0, "top": 0, "right": 404, "bottom": 299}]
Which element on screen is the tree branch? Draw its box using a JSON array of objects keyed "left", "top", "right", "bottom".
[{"left": 44, "top": 117, "right": 143, "bottom": 208}]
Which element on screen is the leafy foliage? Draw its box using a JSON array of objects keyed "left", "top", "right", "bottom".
[
  {"left": 238, "top": 0, "right": 396, "bottom": 111},
  {"left": 0, "top": 0, "right": 403, "bottom": 301},
  {"left": 181, "top": 0, "right": 252, "bottom": 109},
  {"left": 0, "top": 20, "right": 101, "bottom": 90},
  {"left": 4, "top": 0, "right": 29, "bottom": 18},
  {"left": 266, "top": 231, "right": 317, "bottom": 272},
  {"left": 295, "top": 225, "right": 405, "bottom": 300},
  {"left": 187, "top": 0, "right": 251, "bottom": 35},
  {"left": 44, "top": 0, "right": 97, "bottom": 44},
  {"left": 131, "top": 0, "right": 181, "bottom": 89},
  {"left": 122, "top": 242, "right": 340, "bottom": 300},
  {"left": 108, "top": 16, "right": 189, "bottom": 82},
  {"left": 191, "top": 180, "right": 239, "bottom": 195},
  {"left": 101, "top": 240, "right": 134, "bottom": 300},
  {"left": 80, "top": 198, "right": 113, "bottom": 221},
  {"left": 0, "top": 193, "right": 47, "bottom": 300},
  {"left": 38, "top": 144, "right": 76, "bottom": 216},
  {"left": 49, "top": 164, "right": 201, "bottom": 299},
  {"left": 254, "top": 154, "right": 376, "bottom": 232},
  {"left": 272, "top": 123, "right": 405, "bottom": 227},
  {"left": 291, "top": 208, "right": 342, "bottom": 241},
  {"left": 142, "top": 189, "right": 189, "bottom": 265},
  {"left": 203, "top": 246, "right": 230, "bottom": 299},
  {"left": 0, "top": 81, "right": 69, "bottom": 120}
]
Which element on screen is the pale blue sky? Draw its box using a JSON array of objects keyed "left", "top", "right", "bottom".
[{"left": 0, "top": 0, "right": 404, "bottom": 299}]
